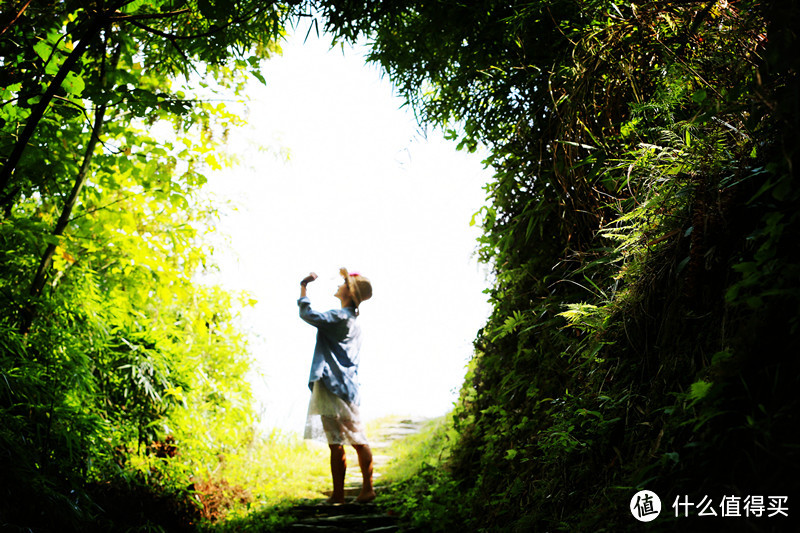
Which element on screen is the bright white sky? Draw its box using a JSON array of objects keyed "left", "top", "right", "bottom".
[{"left": 204, "top": 30, "right": 493, "bottom": 434}]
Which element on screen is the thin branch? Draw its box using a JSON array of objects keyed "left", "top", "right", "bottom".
[
  {"left": 124, "top": 9, "right": 258, "bottom": 41},
  {"left": 68, "top": 194, "right": 134, "bottom": 223},
  {"left": 127, "top": 19, "right": 191, "bottom": 64},
  {"left": 109, "top": 8, "right": 191, "bottom": 21},
  {"left": 0, "top": 96, "right": 21, "bottom": 108},
  {"left": 0, "top": 0, "right": 34, "bottom": 37},
  {"left": 53, "top": 95, "right": 90, "bottom": 117},
  {"left": 35, "top": 29, "right": 72, "bottom": 81},
  {"left": 96, "top": 137, "right": 126, "bottom": 155}
]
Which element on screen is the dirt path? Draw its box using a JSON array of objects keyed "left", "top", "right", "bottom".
[{"left": 276, "top": 418, "right": 428, "bottom": 532}]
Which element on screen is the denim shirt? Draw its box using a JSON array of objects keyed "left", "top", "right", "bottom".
[{"left": 297, "top": 297, "right": 362, "bottom": 405}]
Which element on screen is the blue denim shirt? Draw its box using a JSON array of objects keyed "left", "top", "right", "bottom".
[{"left": 298, "top": 297, "right": 362, "bottom": 405}]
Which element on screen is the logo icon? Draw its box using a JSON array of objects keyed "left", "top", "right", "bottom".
[{"left": 631, "top": 490, "right": 662, "bottom": 522}]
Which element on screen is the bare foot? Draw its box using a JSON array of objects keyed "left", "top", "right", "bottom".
[
  {"left": 355, "top": 490, "right": 376, "bottom": 503},
  {"left": 324, "top": 495, "right": 346, "bottom": 505}
]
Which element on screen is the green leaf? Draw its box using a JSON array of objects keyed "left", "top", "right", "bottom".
[
  {"left": 42, "top": 234, "right": 62, "bottom": 246},
  {"left": 33, "top": 40, "right": 52, "bottom": 62},
  {"left": 688, "top": 380, "right": 713, "bottom": 402},
  {"left": 691, "top": 89, "right": 707, "bottom": 103},
  {"left": 711, "top": 351, "right": 733, "bottom": 365},
  {"left": 251, "top": 70, "right": 267, "bottom": 85},
  {"left": 61, "top": 71, "right": 85, "bottom": 95}
]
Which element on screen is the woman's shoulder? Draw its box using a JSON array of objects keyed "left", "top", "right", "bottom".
[
  {"left": 319, "top": 307, "right": 357, "bottom": 324},
  {"left": 331, "top": 307, "right": 357, "bottom": 320}
]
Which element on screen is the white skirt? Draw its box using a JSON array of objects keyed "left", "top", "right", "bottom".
[{"left": 304, "top": 381, "right": 369, "bottom": 445}]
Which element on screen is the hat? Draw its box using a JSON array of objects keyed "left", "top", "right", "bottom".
[{"left": 340, "top": 267, "right": 372, "bottom": 309}]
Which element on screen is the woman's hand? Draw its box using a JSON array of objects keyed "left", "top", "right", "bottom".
[
  {"left": 301, "top": 272, "right": 318, "bottom": 286},
  {"left": 300, "top": 272, "right": 317, "bottom": 298}
]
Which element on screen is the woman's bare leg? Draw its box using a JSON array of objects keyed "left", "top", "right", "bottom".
[
  {"left": 353, "top": 444, "right": 375, "bottom": 502},
  {"left": 328, "top": 444, "right": 346, "bottom": 503}
]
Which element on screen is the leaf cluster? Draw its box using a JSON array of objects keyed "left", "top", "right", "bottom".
[{"left": 0, "top": 0, "right": 308, "bottom": 529}]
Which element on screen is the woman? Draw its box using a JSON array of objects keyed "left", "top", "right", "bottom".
[{"left": 298, "top": 268, "right": 375, "bottom": 503}]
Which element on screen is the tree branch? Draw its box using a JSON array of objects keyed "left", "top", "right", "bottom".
[
  {"left": 28, "top": 98, "right": 108, "bottom": 299},
  {"left": 68, "top": 193, "right": 134, "bottom": 223},
  {"left": 0, "top": 0, "right": 33, "bottom": 37},
  {"left": 109, "top": 8, "right": 191, "bottom": 21},
  {"left": 127, "top": 19, "right": 191, "bottom": 64}
]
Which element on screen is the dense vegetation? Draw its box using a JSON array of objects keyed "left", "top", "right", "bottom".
[
  {"left": 2, "top": 0, "right": 798, "bottom": 531},
  {"left": 312, "top": 0, "right": 798, "bottom": 531},
  {"left": 0, "top": 0, "right": 299, "bottom": 529}
]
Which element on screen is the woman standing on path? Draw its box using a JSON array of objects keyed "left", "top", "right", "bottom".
[{"left": 298, "top": 268, "right": 375, "bottom": 504}]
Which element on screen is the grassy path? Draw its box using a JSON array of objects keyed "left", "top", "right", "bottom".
[{"left": 273, "top": 418, "right": 430, "bottom": 532}]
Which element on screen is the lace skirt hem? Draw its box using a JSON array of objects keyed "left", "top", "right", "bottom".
[{"left": 304, "top": 380, "right": 368, "bottom": 445}]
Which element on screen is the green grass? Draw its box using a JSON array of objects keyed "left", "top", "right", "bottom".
[
  {"left": 198, "top": 428, "right": 330, "bottom": 530},
  {"left": 367, "top": 415, "right": 456, "bottom": 486},
  {"left": 199, "top": 414, "right": 459, "bottom": 530},
  {"left": 370, "top": 414, "right": 467, "bottom": 530}
]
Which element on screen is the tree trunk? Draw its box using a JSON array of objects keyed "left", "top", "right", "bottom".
[
  {"left": 28, "top": 101, "right": 108, "bottom": 299},
  {"left": 21, "top": 42, "right": 121, "bottom": 334}
]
